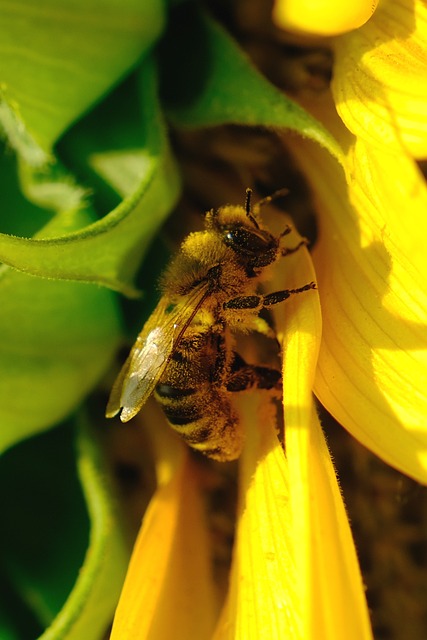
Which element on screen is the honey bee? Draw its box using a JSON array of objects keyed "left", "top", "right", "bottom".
[{"left": 106, "top": 189, "right": 316, "bottom": 461}]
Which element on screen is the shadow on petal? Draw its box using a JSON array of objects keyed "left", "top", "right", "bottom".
[{"left": 287, "top": 132, "right": 427, "bottom": 483}]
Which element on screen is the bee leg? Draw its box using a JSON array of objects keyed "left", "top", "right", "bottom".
[
  {"left": 224, "top": 282, "right": 316, "bottom": 311},
  {"left": 226, "top": 352, "right": 281, "bottom": 392},
  {"left": 280, "top": 238, "right": 309, "bottom": 256}
]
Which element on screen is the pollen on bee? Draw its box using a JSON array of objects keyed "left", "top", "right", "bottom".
[{"left": 106, "top": 189, "right": 316, "bottom": 461}]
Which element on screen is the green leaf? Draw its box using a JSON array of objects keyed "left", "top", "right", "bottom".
[
  {"left": 159, "top": 5, "right": 343, "bottom": 163},
  {"left": 0, "top": 268, "right": 121, "bottom": 453},
  {"left": 0, "top": 425, "right": 89, "bottom": 628},
  {"left": 0, "top": 416, "right": 130, "bottom": 640},
  {"left": 0, "top": 0, "right": 166, "bottom": 160},
  {"left": 0, "top": 149, "right": 122, "bottom": 452},
  {"left": 0, "top": 57, "right": 181, "bottom": 297},
  {"left": 39, "top": 415, "right": 130, "bottom": 640},
  {"left": 0, "top": 578, "right": 42, "bottom": 640}
]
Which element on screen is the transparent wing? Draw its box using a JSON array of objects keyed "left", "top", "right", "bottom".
[{"left": 106, "top": 282, "right": 212, "bottom": 422}]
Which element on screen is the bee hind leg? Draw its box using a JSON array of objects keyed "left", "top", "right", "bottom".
[{"left": 226, "top": 352, "right": 281, "bottom": 392}]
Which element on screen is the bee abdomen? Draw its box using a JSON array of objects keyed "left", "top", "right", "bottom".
[
  {"left": 156, "top": 384, "right": 196, "bottom": 400},
  {"left": 154, "top": 383, "right": 242, "bottom": 461},
  {"left": 162, "top": 400, "right": 204, "bottom": 426}
]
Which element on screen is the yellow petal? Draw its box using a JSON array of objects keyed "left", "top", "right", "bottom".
[
  {"left": 289, "top": 133, "right": 427, "bottom": 483},
  {"left": 214, "top": 245, "right": 371, "bottom": 638},
  {"left": 289, "top": 407, "right": 374, "bottom": 640},
  {"left": 213, "top": 394, "right": 302, "bottom": 640},
  {"left": 280, "top": 247, "right": 372, "bottom": 639},
  {"left": 213, "top": 246, "right": 315, "bottom": 640},
  {"left": 110, "top": 405, "right": 218, "bottom": 640},
  {"left": 273, "top": 0, "right": 378, "bottom": 37},
  {"left": 333, "top": 0, "right": 427, "bottom": 157}
]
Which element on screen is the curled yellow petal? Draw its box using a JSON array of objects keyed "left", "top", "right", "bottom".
[
  {"left": 213, "top": 246, "right": 315, "bottom": 639},
  {"left": 213, "top": 394, "right": 301, "bottom": 639},
  {"left": 110, "top": 404, "right": 218, "bottom": 640},
  {"left": 289, "top": 133, "right": 427, "bottom": 483},
  {"left": 280, "top": 246, "right": 372, "bottom": 639},
  {"left": 273, "top": 0, "right": 378, "bottom": 37},
  {"left": 290, "top": 407, "right": 373, "bottom": 639},
  {"left": 215, "top": 244, "right": 371, "bottom": 638},
  {"left": 333, "top": 0, "right": 427, "bottom": 157}
]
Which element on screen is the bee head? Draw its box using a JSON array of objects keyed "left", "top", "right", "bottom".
[{"left": 206, "top": 189, "right": 279, "bottom": 269}]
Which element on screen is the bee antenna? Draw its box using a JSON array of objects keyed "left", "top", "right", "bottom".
[
  {"left": 245, "top": 188, "right": 260, "bottom": 229},
  {"left": 245, "top": 188, "right": 252, "bottom": 215},
  {"left": 255, "top": 188, "right": 289, "bottom": 209}
]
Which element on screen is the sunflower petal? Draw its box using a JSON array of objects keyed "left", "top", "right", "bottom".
[
  {"left": 214, "top": 246, "right": 371, "bottom": 638},
  {"left": 213, "top": 394, "right": 302, "bottom": 640},
  {"left": 286, "top": 406, "right": 373, "bottom": 639},
  {"left": 110, "top": 409, "right": 217, "bottom": 640},
  {"left": 290, "top": 134, "right": 427, "bottom": 483},
  {"left": 281, "top": 248, "right": 372, "bottom": 639},
  {"left": 273, "top": 0, "right": 378, "bottom": 37},
  {"left": 333, "top": 0, "right": 427, "bottom": 157}
]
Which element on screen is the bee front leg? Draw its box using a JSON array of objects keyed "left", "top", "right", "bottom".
[
  {"left": 280, "top": 238, "right": 309, "bottom": 256},
  {"left": 223, "top": 282, "right": 316, "bottom": 312}
]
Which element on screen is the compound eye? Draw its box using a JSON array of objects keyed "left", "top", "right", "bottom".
[{"left": 224, "top": 227, "right": 274, "bottom": 256}]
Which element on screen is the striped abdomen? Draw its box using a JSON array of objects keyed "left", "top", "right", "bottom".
[
  {"left": 154, "top": 333, "right": 242, "bottom": 461},
  {"left": 155, "top": 383, "right": 241, "bottom": 461}
]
